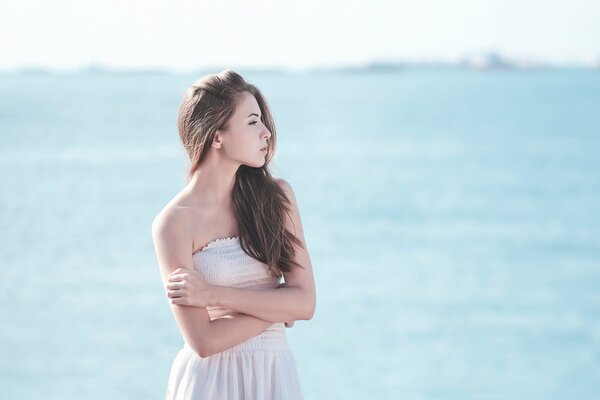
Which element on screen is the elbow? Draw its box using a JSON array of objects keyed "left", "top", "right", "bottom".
[
  {"left": 300, "top": 298, "right": 316, "bottom": 321},
  {"left": 191, "top": 339, "right": 214, "bottom": 359},
  {"left": 197, "top": 348, "right": 213, "bottom": 359},
  {"left": 306, "top": 303, "right": 316, "bottom": 320},
  {"left": 286, "top": 285, "right": 316, "bottom": 321},
  {"left": 301, "top": 310, "right": 314, "bottom": 321}
]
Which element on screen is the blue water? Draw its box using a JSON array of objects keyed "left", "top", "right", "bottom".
[{"left": 1, "top": 68, "right": 599, "bottom": 399}]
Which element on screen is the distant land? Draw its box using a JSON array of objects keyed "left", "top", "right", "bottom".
[{"left": 3, "top": 51, "right": 600, "bottom": 74}]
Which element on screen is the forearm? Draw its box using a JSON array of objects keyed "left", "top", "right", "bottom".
[
  {"left": 200, "top": 314, "right": 274, "bottom": 358},
  {"left": 211, "top": 285, "right": 313, "bottom": 323}
]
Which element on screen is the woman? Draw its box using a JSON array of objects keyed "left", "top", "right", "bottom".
[{"left": 151, "top": 69, "right": 316, "bottom": 399}]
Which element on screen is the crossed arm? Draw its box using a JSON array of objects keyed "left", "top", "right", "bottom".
[
  {"left": 163, "top": 280, "right": 308, "bottom": 357},
  {"left": 167, "top": 264, "right": 315, "bottom": 323},
  {"left": 153, "top": 179, "right": 315, "bottom": 357},
  {"left": 211, "top": 280, "right": 315, "bottom": 322}
]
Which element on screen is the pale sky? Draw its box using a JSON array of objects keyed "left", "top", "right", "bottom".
[{"left": 2, "top": 0, "right": 599, "bottom": 71}]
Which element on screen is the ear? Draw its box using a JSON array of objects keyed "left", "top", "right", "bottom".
[{"left": 211, "top": 130, "right": 224, "bottom": 149}]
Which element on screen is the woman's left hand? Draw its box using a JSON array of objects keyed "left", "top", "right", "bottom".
[{"left": 166, "top": 267, "right": 213, "bottom": 307}]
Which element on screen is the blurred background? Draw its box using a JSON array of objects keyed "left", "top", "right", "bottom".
[{"left": 1, "top": 1, "right": 599, "bottom": 399}]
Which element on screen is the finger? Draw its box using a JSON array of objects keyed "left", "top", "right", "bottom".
[
  {"left": 167, "top": 289, "right": 184, "bottom": 298},
  {"left": 171, "top": 296, "right": 189, "bottom": 305},
  {"left": 170, "top": 267, "right": 192, "bottom": 275},
  {"left": 168, "top": 274, "right": 187, "bottom": 282},
  {"left": 166, "top": 282, "right": 184, "bottom": 290}
]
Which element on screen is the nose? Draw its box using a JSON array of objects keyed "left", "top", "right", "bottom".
[{"left": 262, "top": 126, "right": 271, "bottom": 141}]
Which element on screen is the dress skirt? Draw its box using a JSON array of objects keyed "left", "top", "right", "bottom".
[{"left": 165, "top": 323, "right": 304, "bottom": 400}]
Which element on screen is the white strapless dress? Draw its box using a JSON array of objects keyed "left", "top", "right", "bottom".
[{"left": 165, "top": 237, "right": 304, "bottom": 400}]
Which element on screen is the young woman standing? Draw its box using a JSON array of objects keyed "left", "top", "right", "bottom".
[{"left": 152, "top": 70, "right": 316, "bottom": 399}]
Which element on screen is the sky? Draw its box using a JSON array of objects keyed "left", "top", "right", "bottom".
[{"left": 2, "top": 0, "right": 599, "bottom": 71}]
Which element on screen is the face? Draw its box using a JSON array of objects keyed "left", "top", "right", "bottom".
[{"left": 214, "top": 91, "right": 272, "bottom": 168}]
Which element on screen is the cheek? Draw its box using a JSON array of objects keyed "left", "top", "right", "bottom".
[{"left": 224, "top": 130, "right": 256, "bottom": 158}]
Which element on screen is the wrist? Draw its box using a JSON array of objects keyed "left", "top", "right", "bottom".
[{"left": 208, "top": 284, "right": 221, "bottom": 307}]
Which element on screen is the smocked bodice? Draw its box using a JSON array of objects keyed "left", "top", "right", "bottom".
[{"left": 192, "top": 236, "right": 281, "bottom": 321}]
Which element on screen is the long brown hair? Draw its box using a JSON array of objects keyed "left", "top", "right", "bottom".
[{"left": 177, "top": 69, "right": 303, "bottom": 279}]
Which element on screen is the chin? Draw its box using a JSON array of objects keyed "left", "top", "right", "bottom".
[{"left": 242, "top": 159, "right": 266, "bottom": 169}]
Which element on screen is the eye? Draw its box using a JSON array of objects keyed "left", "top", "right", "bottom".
[{"left": 249, "top": 121, "right": 258, "bottom": 125}]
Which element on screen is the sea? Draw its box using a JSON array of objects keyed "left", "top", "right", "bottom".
[{"left": 1, "top": 68, "right": 599, "bottom": 399}]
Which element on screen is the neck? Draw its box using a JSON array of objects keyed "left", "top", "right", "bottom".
[{"left": 186, "top": 150, "right": 239, "bottom": 206}]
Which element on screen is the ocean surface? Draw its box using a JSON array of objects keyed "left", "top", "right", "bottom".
[{"left": 1, "top": 68, "right": 599, "bottom": 399}]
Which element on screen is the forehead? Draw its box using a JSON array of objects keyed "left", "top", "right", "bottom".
[{"left": 235, "top": 91, "right": 261, "bottom": 117}]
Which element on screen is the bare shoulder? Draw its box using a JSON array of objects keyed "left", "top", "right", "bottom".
[
  {"left": 275, "top": 178, "right": 298, "bottom": 206},
  {"left": 275, "top": 178, "right": 305, "bottom": 242},
  {"left": 275, "top": 177, "right": 292, "bottom": 192},
  {"left": 152, "top": 187, "right": 201, "bottom": 234},
  {"left": 152, "top": 202, "right": 190, "bottom": 239},
  {"left": 151, "top": 199, "right": 195, "bottom": 280}
]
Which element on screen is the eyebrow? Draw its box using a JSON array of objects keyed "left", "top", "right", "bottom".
[{"left": 247, "top": 113, "right": 261, "bottom": 118}]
